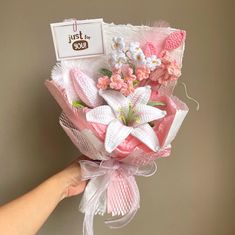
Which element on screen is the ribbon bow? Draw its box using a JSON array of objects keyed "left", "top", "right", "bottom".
[{"left": 79, "top": 158, "right": 157, "bottom": 235}]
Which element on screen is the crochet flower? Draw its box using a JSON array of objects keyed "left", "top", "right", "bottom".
[
  {"left": 109, "top": 52, "right": 127, "bottom": 69},
  {"left": 86, "top": 86, "right": 166, "bottom": 153},
  {"left": 97, "top": 76, "right": 110, "bottom": 90},
  {"left": 136, "top": 66, "right": 151, "bottom": 81},
  {"left": 150, "top": 50, "right": 181, "bottom": 85},
  {"left": 129, "top": 42, "right": 142, "bottom": 54},
  {"left": 109, "top": 74, "right": 124, "bottom": 90},
  {"left": 146, "top": 55, "right": 161, "bottom": 71},
  {"left": 112, "top": 37, "right": 125, "bottom": 51},
  {"left": 123, "top": 67, "right": 137, "bottom": 82},
  {"left": 120, "top": 81, "right": 135, "bottom": 96},
  {"left": 132, "top": 51, "right": 146, "bottom": 66}
]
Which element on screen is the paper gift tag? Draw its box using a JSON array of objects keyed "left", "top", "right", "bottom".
[{"left": 50, "top": 18, "right": 105, "bottom": 61}]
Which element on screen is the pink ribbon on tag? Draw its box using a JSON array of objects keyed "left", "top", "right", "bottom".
[{"left": 79, "top": 158, "right": 157, "bottom": 235}]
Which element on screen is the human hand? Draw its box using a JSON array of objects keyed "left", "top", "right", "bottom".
[{"left": 53, "top": 159, "right": 87, "bottom": 200}]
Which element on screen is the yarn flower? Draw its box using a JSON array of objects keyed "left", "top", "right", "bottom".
[
  {"left": 109, "top": 73, "right": 124, "bottom": 90},
  {"left": 120, "top": 81, "right": 135, "bottom": 96},
  {"left": 97, "top": 76, "right": 110, "bottom": 90},
  {"left": 109, "top": 51, "right": 127, "bottom": 69},
  {"left": 129, "top": 42, "right": 142, "bottom": 54},
  {"left": 150, "top": 50, "right": 181, "bottom": 85},
  {"left": 136, "top": 66, "right": 151, "bottom": 81},
  {"left": 112, "top": 37, "right": 125, "bottom": 51},
  {"left": 146, "top": 55, "right": 161, "bottom": 71},
  {"left": 86, "top": 86, "right": 166, "bottom": 153}
]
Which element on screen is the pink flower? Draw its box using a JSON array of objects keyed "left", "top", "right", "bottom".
[
  {"left": 136, "top": 66, "right": 151, "bottom": 81},
  {"left": 109, "top": 73, "right": 124, "bottom": 90},
  {"left": 97, "top": 76, "right": 110, "bottom": 90},
  {"left": 167, "top": 61, "right": 181, "bottom": 77},
  {"left": 120, "top": 81, "right": 135, "bottom": 96},
  {"left": 150, "top": 50, "right": 181, "bottom": 86},
  {"left": 124, "top": 67, "right": 137, "bottom": 82},
  {"left": 111, "top": 67, "right": 122, "bottom": 74}
]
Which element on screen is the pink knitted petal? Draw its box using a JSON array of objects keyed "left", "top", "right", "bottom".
[
  {"left": 70, "top": 68, "right": 104, "bottom": 108},
  {"left": 142, "top": 42, "right": 157, "bottom": 57},
  {"left": 45, "top": 80, "right": 85, "bottom": 130},
  {"left": 164, "top": 30, "right": 186, "bottom": 50}
]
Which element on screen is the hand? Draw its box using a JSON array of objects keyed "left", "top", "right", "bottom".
[
  {"left": 0, "top": 158, "right": 88, "bottom": 235},
  {"left": 53, "top": 159, "right": 87, "bottom": 200}
]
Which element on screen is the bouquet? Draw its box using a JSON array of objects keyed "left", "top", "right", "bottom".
[{"left": 45, "top": 20, "right": 189, "bottom": 235}]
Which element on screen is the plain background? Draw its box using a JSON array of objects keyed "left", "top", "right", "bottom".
[{"left": 0, "top": 0, "right": 234, "bottom": 234}]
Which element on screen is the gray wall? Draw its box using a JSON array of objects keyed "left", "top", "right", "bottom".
[{"left": 0, "top": 0, "right": 234, "bottom": 234}]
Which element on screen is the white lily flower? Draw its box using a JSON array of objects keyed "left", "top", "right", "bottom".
[
  {"left": 86, "top": 86, "right": 166, "bottom": 153},
  {"left": 109, "top": 51, "right": 127, "bottom": 69},
  {"left": 146, "top": 55, "right": 161, "bottom": 71},
  {"left": 112, "top": 37, "right": 125, "bottom": 51}
]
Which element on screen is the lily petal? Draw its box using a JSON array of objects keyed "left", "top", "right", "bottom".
[
  {"left": 135, "top": 104, "right": 166, "bottom": 125},
  {"left": 70, "top": 68, "right": 104, "bottom": 108},
  {"left": 86, "top": 105, "right": 115, "bottom": 125},
  {"left": 105, "top": 119, "right": 133, "bottom": 153},
  {"left": 131, "top": 123, "right": 160, "bottom": 152},
  {"left": 99, "top": 89, "right": 129, "bottom": 116},
  {"left": 128, "top": 86, "right": 151, "bottom": 107}
]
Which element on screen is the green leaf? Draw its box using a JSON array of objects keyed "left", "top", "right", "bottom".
[
  {"left": 133, "top": 80, "right": 140, "bottom": 86},
  {"left": 72, "top": 101, "right": 86, "bottom": 108},
  {"left": 99, "top": 68, "right": 112, "bottom": 77},
  {"left": 148, "top": 101, "right": 166, "bottom": 107}
]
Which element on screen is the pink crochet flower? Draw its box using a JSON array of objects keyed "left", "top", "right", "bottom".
[
  {"left": 97, "top": 76, "right": 110, "bottom": 90},
  {"left": 120, "top": 81, "right": 135, "bottom": 96},
  {"left": 136, "top": 66, "right": 151, "bottom": 81},
  {"left": 150, "top": 50, "right": 181, "bottom": 86},
  {"left": 109, "top": 73, "right": 124, "bottom": 90},
  {"left": 124, "top": 67, "right": 137, "bottom": 82}
]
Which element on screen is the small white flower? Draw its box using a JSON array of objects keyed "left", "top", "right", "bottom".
[
  {"left": 132, "top": 51, "right": 146, "bottom": 66},
  {"left": 146, "top": 55, "right": 161, "bottom": 71},
  {"left": 129, "top": 42, "right": 142, "bottom": 54},
  {"left": 112, "top": 37, "right": 125, "bottom": 51},
  {"left": 109, "top": 52, "right": 127, "bottom": 69}
]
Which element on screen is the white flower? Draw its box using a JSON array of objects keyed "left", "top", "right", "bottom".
[
  {"left": 86, "top": 86, "right": 166, "bottom": 153},
  {"left": 129, "top": 42, "right": 146, "bottom": 66},
  {"left": 132, "top": 51, "right": 146, "bottom": 66},
  {"left": 146, "top": 55, "right": 161, "bottom": 71},
  {"left": 109, "top": 52, "right": 127, "bottom": 69},
  {"left": 129, "top": 42, "right": 142, "bottom": 54},
  {"left": 112, "top": 37, "right": 125, "bottom": 51}
]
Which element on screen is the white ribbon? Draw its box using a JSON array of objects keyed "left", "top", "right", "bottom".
[{"left": 79, "top": 158, "right": 157, "bottom": 235}]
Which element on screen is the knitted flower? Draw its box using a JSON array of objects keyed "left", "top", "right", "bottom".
[
  {"left": 150, "top": 50, "right": 181, "bottom": 85},
  {"left": 136, "top": 66, "right": 151, "bottom": 81},
  {"left": 97, "top": 76, "right": 110, "bottom": 90},
  {"left": 109, "top": 73, "right": 124, "bottom": 90},
  {"left": 112, "top": 37, "right": 125, "bottom": 51},
  {"left": 123, "top": 67, "right": 137, "bottom": 82},
  {"left": 86, "top": 86, "right": 166, "bottom": 153},
  {"left": 120, "top": 81, "right": 135, "bottom": 96},
  {"left": 109, "top": 52, "right": 127, "bottom": 69},
  {"left": 146, "top": 55, "right": 161, "bottom": 71}
]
